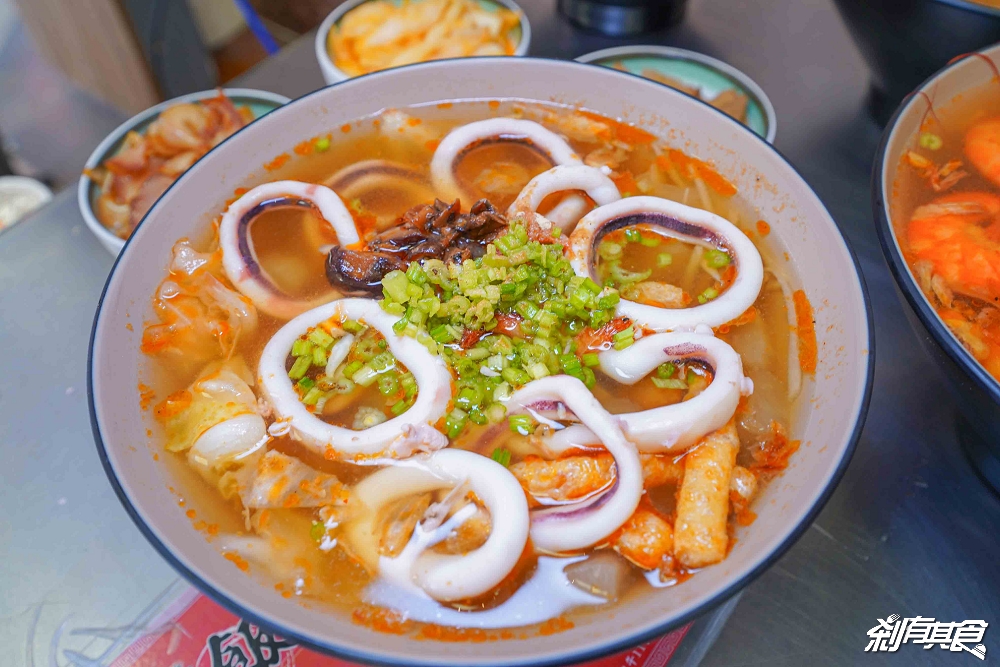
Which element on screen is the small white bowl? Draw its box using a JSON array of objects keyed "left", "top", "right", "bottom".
[
  {"left": 315, "top": 0, "right": 531, "bottom": 85},
  {"left": 78, "top": 88, "right": 290, "bottom": 256},
  {"left": 0, "top": 176, "right": 52, "bottom": 231}
]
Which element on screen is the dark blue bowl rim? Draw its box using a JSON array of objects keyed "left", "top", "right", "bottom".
[
  {"left": 89, "top": 55, "right": 875, "bottom": 667},
  {"left": 872, "top": 47, "right": 1000, "bottom": 409}
]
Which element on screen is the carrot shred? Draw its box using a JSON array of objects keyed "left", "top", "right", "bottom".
[
  {"left": 611, "top": 170, "right": 639, "bottom": 196},
  {"left": 263, "top": 153, "right": 290, "bottom": 171},
  {"left": 792, "top": 289, "right": 818, "bottom": 373}
]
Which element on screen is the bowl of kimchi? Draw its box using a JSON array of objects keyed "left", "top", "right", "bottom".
[
  {"left": 315, "top": 0, "right": 530, "bottom": 84},
  {"left": 79, "top": 88, "right": 289, "bottom": 256},
  {"left": 875, "top": 42, "right": 1000, "bottom": 493}
]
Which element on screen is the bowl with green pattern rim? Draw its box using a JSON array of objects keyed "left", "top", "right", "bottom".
[
  {"left": 79, "top": 88, "right": 290, "bottom": 257},
  {"left": 576, "top": 45, "right": 776, "bottom": 144}
]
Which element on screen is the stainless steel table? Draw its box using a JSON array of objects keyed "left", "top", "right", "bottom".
[{"left": 3, "top": 1, "right": 998, "bottom": 665}]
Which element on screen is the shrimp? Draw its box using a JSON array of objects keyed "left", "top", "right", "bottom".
[
  {"left": 907, "top": 191, "right": 1000, "bottom": 301},
  {"left": 965, "top": 116, "right": 1000, "bottom": 187}
]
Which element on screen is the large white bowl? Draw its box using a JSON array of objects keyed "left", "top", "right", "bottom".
[
  {"left": 89, "top": 58, "right": 873, "bottom": 666},
  {"left": 78, "top": 88, "right": 290, "bottom": 256},
  {"left": 314, "top": 0, "right": 531, "bottom": 84}
]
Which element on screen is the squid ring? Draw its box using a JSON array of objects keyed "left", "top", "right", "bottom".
[
  {"left": 220, "top": 181, "right": 360, "bottom": 320},
  {"left": 506, "top": 376, "right": 642, "bottom": 553},
  {"left": 596, "top": 329, "right": 753, "bottom": 453},
  {"left": 345, "top": 449, "right": 530, "bottom": 602},
  {"left": 568, "top": 196, "right": 764, "bottom": 331},
  {"left": 323, "top": 160, "right": 433, "bottom": 231},
  {"left": 258, "top": 298, "right": 451, "bottom": 460},
  {"left": 508, "top": 164, "right": 622, "bottom": 232},
  {"left": 430, "top": 118, "right": 581, "bottom": 205}
]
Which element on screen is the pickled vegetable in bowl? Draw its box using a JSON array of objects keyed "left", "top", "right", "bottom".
[{"left": 327, "top": 0, "right": 524, "bottom": 77}]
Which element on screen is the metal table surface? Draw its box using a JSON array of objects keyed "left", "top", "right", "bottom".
[{"left": 3, "top": 1, "right": 998, "bottom": 665}]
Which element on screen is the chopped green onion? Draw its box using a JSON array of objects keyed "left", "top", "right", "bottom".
[
  {"left": 624, "top": 228, "right": 641, "bottom": 243},
  {"left": 613, "top": 326, "right": 634, "bottom": 343},
  {"left": 491, "top": 447, "right": 512, "bottom": 467},
  {"left": 312, "top": 346, "right": 328, "bottom": 367},
  {"left": 657, "top": 362, "right": 676, "bottom": 379},
  {"left": 342, "top": 319, "right": 365, "bottom": 334},
  {"left": 445, "top": 409, "right": 468, "bottom": 438},
  {"left": 657, "top": 252, "right": 673, "bottom": 267},
  {"left": 302, "top": 386, "right": 324, "bottom": 406},
  {"left": 704, "top": 249, "right": 731, "bottom": 269},
  {"left": 400, "top": 372, "right": 417, "bottom": 398},
  {"left": 651, "top": 377, "right": 687, "bottom": 390},
  {"left": 486, "top": 402, "right": 507, "bottom": 422},
  {"left": 598, "top": 241, "right": 623, "bottom": 260},
  {"left": 639, "top": 233, "right": 661, "bottom": 247},
  {"left": 610, "top": 264, "right": 651, "bottom": 286},
  {"left": 291, "top": 339, "right": 314, "bottom": 358},
  {"left": 697, "top": 287, "right": 719, "bottom": 304},
  {"left": 919, "top": 133, "right": 942, "bottom": 150},
  {"left": 527, "top": 362, "right": 550, "bottom": 379},
  {"left": 377, "top": 373, "right": 399, "bottom": 396},
  {"left": 308, "top": 328, "right": 335, "bottom": 349},
  {"left": 314, "top": 136, "right": 331, "bottom": 152},
  {"left": 382, "top": 270, "right": 411, "bottom": 303},
  {"left": 297, "top": 377, "right": 316, "bottom": 391},
  {"left": 288, "top": 355, "right": 312, "bottom": 380},
  {"left": 582, "top": 352, "right": 601, "bottom": 367},
  {"left": 597, "top": 290, "right": 620, "bottom": 309},
  {"left": 310, "top": 521, "right": 325, "bottom": 541},
  {"left": 501, "top": 367, "right": 531, "bottom": 386},
  {"left": 342, "top": 359, "right": 363, "bottom": 379},
  {"left": 509, "top": 414, "right": 536, "bottom": 436},
  {"left": 612, "top": 337, "right": 634, "bottom": 350},
  {"left": 390, "top": 399, "right": 409, "bottom": 415},
  {"left": 352, "top": 364, "right": 379, "bottom": 387}
]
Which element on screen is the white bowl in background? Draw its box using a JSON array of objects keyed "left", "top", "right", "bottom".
[
  {"left": 0, "top": 175, "right": 53, "bottom": 231},
  {"left": 315, "top": 0, "right": 531, "bottom": 85},
  {"left": 78, "top": 88, "right": 290, "bottom": 256}
]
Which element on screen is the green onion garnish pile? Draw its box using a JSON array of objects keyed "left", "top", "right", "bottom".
[{"left": 378, "top": 222, "right": 627, "bottom": 436}]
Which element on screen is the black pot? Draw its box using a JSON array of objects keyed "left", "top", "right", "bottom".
[
  {"left": 873, "top": 46, "right": 1000, "bottom": 495},
  {"left": 834, "top": 0, "right": 1000, "bottom": 125},
  {"left": 558, "top": 0, "right": 688, "bottom": 36}
]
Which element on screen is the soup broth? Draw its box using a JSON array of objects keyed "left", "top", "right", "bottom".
[
  {"left": 893, "top": 82, "right": 1000, "bottom": 379},
  {"left": 141, "top": 99, "right": 809, "bottom": 638}
]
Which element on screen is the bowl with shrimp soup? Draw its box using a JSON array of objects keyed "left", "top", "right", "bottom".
[
  {"left": 876, "top": 42, "right": 1000, "bottom": 493},
  {"left": 90, "top": 57, "right": 872, "bottom": 665}
]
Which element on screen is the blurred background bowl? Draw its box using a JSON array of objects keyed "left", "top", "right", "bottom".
[
  {"left": 576, "top": 45, "right": 776, "bottom": 143},
  {"left": 874, "top": 42, "right": 1000, "bottom": 493},
  {"left": 834, "top": 0, "right": 1000, "bottom": 126},
  {"left": 557, "top": 0, "right": 688, "bottom": 36},
  {"left": 315, "top": 0, "right": 531, "bottom": 85},
  {"left": 78, "top": 88, "right": 289, "bottom": 256}
]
